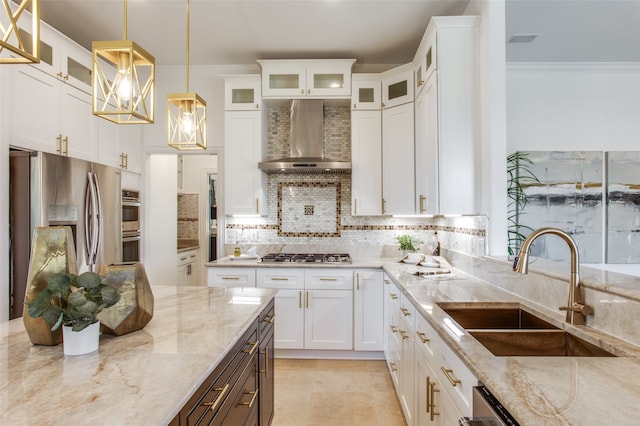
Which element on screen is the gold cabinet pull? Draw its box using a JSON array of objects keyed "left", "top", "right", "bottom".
[
  {"left": 419, "top": 195, "right": 426, "bottom": 213},
  {"left": 418, "top": 79, "right": 425, "bottom": 87},
  {"left": 271, "top": 277, "right": 289, "bottom": 281},
  {"left": 390, "top": 362, "right": 397, "bottom": 372},
  {"left": 63, "top": 136, "right": 69, "bottom": 156},
  {"left": 56, "top": 134, "right": 63, "bottom": 154},
  {"left": 416, "top": 331, "right": 430, "bottom": 343},
  {"left": 255, "top": 198, "right": 259, "bottom": 213},
  {"left": 299, "top": 291, "right": 302, "bottom": 308},
  {"left": 399, "top": 330, "right": 409, "bottom": 340},
  {"left": 429, "top": 379, "right": 440, "bottom": 421},
  {"left": 242, "top": 340, "right": 259, "bottom": 355},
  {"left": 263, "top": 314, "right": 275, "bottom": 324},
  {"left": 390, "top": 293, "right": 398, "bottom": 300},
  {"left": 441, "top": 367, "right": 462, "bottom": 387},
  {"left": 356, "top": 273, "right": 360, "bottom": 290},
  {"left": 390, "top": 325, "right": 398, "bottom": 334},
  {"left": 382, "top": 198, "right": 386, "bottom": 214},
  {"left": 260, "top": 345, "right": 269, "bottom": 377},
  {"left": 202, "top": 383, "right": 230, "bottom": 412},
  {"left": 221, "top": 277, "right": 240, "bottom": 280},
  {"left": 401, "top": 307, "right": 411, "bottom": 317},
  {"left": 319, "top": 278, "right": 338, "bottom": 281},
  {"left": 240, "top": 389, "right": 259, "bottom": 408},
  {"left": 384, "top": 279, "right": 390, "bottom": 285},
  {"left": 305, "top": 291, "right": 309, "bottom": 308},
  {"left": 426, "top": 376, "right": 431, "bottom": 413},
  {"left": 353, "top": 198, "right": 357, "bottom": 215}
]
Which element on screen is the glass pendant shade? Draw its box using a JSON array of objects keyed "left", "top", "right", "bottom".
[
  {"left": 92, "top": 40, "right": 155, "bottom": 124},
  {"left": 0, "top": 0, "right": 40, "bottom": 64},
  {"left": 167, "top": 93, "right": 207, "bottom": 150}
]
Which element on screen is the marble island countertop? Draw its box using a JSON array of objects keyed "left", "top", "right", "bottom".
[
  {"left": 207, "top": 255, "right": 640, "bottom": 425},
  {"left": 0, "top": 286, "right": 277, "bottom": 425}
]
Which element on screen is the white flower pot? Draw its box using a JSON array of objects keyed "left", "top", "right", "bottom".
[{"left": 62, "top": 321, "right": 100, "bottom": 356}]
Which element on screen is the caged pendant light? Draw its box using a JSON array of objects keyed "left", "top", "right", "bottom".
[
  {"left": 92, "top": 0, "right": 155, "bottom": 124},
  {"left": 167, "top": 0, "right": 206, "bottom": 150},
  {"left": 0, "top": 0, "right": 40, "bottom": 64}
]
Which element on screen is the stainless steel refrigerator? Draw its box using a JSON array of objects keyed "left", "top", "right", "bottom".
[{"left": 9, "top": 151, "right": 121, "bottom": 318}]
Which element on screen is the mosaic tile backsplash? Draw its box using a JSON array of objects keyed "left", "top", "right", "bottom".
[{"left": 226, "top": 105, "right": 488, "bottom": 258}]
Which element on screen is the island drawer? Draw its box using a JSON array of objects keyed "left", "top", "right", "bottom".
[
  {"left": 180, "top": 318, "right": 259, "bottom": 425},
  {"left": 213, "top": 352, "right": 259, "bottom": 426}
]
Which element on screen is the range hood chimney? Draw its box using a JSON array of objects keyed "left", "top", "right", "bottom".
[{"left": 258, "top": 99, "right": 351, "bottom": 174}]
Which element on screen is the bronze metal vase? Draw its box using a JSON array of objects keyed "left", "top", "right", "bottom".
[
  {"left": 98, "top": 262, "right": 154, "bottom": 336},
  {"left": 23, "top": 227, "right": 78, "bottom": 346}
]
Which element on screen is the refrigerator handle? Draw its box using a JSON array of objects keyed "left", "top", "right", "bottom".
[
  {"left": 84, "top": 172, "right": 94, "bottom": 267},
  {"left": 92, "top": 172, "right": 103, "bottom": 268}
]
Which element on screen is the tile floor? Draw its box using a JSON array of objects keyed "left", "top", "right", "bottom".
[{"left": 272, "top": 358, "right": 407, "bottom": 426}]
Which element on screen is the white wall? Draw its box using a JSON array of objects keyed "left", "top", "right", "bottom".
[
  {"left": 507, "top": 63, "right": 640, "bottom": 151},
  {"left": 144, "top": 154, "right": 178, "bottom": 285},
  {"left": 465, "top": 0, "right": 509, "bottom": 257}
]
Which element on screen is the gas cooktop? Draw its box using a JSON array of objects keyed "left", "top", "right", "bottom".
[{"left": 260, "top": 253, "right": 352, "bottom": 264}]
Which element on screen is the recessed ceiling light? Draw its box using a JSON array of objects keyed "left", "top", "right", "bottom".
[{"left": 509, "top": 34, "right": 538, "bottom": 43}]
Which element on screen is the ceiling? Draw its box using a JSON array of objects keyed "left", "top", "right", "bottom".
[{"left": 27, "top": 0, "right": 640, "bottom": 67}]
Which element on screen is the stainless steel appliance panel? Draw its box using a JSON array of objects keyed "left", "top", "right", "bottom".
[{"left": 31, "top": 152, "right": 121, "bottom": 273}]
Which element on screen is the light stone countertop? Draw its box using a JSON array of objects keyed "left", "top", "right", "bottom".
[
  {"left": 0, "top": 285, "right": 277, "bottom": 425},
  {"left": 207, "top": 256, "right": 640, "bottom": 425}
]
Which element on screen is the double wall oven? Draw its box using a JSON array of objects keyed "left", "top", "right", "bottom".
[{"left": 121, "top": 189, "right": 141, "bottom": 262}]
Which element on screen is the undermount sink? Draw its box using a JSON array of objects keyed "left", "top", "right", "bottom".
[
  {"left": 438, "top": 303, "right": 559, "bottom": 330},
  {"left": 437, "top": 302, "right": 617, "bottom": 357},
  {"left": 469, "top": 330, "right": 616, "bottom": 357}
]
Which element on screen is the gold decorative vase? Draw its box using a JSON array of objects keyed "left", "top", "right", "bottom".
[
  {"left": 23, "top": 227, "right": 78, "bottom": 346},
  {"left": 98, "top": 262, "right": 154, "bottom": 336}
]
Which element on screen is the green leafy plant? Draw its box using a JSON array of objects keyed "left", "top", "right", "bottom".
[
  {"left": 27, "top": 271, "right": 121, "bottom": 332},
  {"left": 507, "top": 152, "right": 540, "bottom": 256},
  {"left": 396, "top": 234, "right": 422, "bottom": 252}
]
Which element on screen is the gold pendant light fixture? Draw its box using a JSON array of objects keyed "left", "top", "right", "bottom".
[
  {"left": 167, "top": 0, "right": 206, "bottom": 150},
  {"left": 0, "top": 0, "right": 40, "bottom": 64},
  {"left": 92, "top": 0, "right": 155, "bottom": 124}
]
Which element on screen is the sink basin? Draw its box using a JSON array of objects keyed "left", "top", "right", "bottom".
[
  {"left": 437, "top": 302, "right": 618, "bottom": 357},
  {"left": 469, "top": 330, "right": 616, "bottom": 357},
  {"left": 437, "top": 303, "right": 559, "bottom": 330}
]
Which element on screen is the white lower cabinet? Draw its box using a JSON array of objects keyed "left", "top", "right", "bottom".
[
  {"left": 354, "top": 270, "right": 384, "bottom": 350},
  {"left": 257, "top": 268, "right": 353, "bottom": 350},
  {"left": 384, "top": 276, "right": 477, "bottom": 425},
  {"left": 177, "top": 250, "right": 198, "bottom": 286}
]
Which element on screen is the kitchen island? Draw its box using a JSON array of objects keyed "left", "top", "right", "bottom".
[
  {"left": 0, "top": 285, "right": 277, "bottom": 425},
  {"left": 206, "top": 254, "right": 640, "bottom": 425}
]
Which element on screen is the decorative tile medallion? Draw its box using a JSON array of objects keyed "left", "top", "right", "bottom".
[{"left": 278, "top": 182, "right": 341, "bottom": 237}]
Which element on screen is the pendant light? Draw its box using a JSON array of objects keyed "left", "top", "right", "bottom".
[
  {"left": 0, "top": 0, "right": 40, "bottom": 64},
  {"left": 167, "top": 0, "right": 206, "bottom": 150},
  {"left": 92, "top": 0, "right": 155, "bottom": 124}
]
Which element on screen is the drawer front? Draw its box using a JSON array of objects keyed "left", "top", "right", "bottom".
[
  {"left": 415, "top": 313, "right": 439, "bottom": 363},
  {"left": 208, "top": 267, "right": 256, "bottom": 287},
  {"left": 399, "top": 293, "right": 416, "bottom": 331},
  {"left": 304, "top": 269, "right": 353, "bottom": 290},
  {"left": 212, "top": 353, "right": 259, "bottom": 426},
  {"left": 184, "top": 319, "right": 259, "bottom": 425},
  {"left": 435, "top": 339, "right": 477, "bottom": 417},
  {"left": 258, "top": 298, "right": 275, "bottom": 338},
  {"left": 257, "top": 268, "right": 304, "bottom": 289}
]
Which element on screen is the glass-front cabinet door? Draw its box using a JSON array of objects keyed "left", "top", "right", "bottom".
[
  {"left": 381, "top": 63, "right": 414, "bottom": 109},
  {"left": 351, "top": 74, "right": 381, "bottom": 110},
  {"left": 258, "top": 59, "right": 354, "bottom": 98},
  {"left": 223, "top": 74, "right": 261, "bottom": 110}
]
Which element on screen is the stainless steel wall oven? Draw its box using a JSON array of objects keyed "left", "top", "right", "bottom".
[{"left": 122, "top": 189, "right": 141, "bottom": 262}]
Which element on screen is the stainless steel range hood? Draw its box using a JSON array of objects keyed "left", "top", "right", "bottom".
[{"left": 258, "top": 99, "right": 351, "bottom": 174}]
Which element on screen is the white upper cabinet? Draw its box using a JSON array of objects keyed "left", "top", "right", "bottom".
[
  {"left": 97, "top": 120, "right": 142, "bottom": 173},
  {"left": 413, "top": 16, "right": 480, "bottom": 215},
  {"left": 223, "top": 75, "right": 267, "bottom": 216},
  {"left": 224, "top": 74, "right": 261, "bottom": 110},
  {"left": 382, "top": 102, "right": 415, "bottom": 215},
  {"left": 258, "top": 59, "right": 355, "bottom": 98},
  {"left": 351, "top": 74, "right": 381, "bottom": 110},
  {"left": 381, "top": 63, "right": 414, "bottom": 109},
  {"left": 9, "top": 64, "right": 97, "bottom": 161}
]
